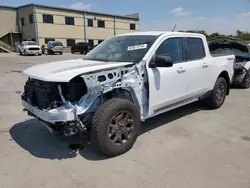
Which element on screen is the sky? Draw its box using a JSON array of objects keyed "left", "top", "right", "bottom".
[{"left": 2, "top": 0, "right": 250, "bottom": 35}]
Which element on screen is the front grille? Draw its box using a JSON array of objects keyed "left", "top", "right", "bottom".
[
  {"left": 22, "top": 79, "right": 62, "bottom": 110},
  {"left": 29, "top": 47, "right": 40, "bottom": 51}
]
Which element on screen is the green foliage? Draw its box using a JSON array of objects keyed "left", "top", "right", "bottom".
[{"left": 179, "top": 30, "right": 250, "bottom": 41}]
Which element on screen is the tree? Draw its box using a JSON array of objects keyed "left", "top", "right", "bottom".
[{"left": 179, "top": 29, "right": 250, "bottom": 41}]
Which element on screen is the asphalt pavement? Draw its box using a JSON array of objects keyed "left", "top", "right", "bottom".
[{"left": 0, "top": 53, "right": 250, "bottom": 188}]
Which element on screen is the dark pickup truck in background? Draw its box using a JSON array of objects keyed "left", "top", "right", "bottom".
[
  {"left": 70, "top": 42, "right": 96, "bottom": 55},
  {"left": 208, "top": 37, "right": 250, "bottom": 88}
]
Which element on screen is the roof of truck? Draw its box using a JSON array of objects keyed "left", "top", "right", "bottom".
[{"left": 117, "top": 31, "right": 205, "bottom": 37}]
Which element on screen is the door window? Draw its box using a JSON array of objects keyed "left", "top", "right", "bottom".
[
  {"left": 183, "top": 37, "right": 205, "bottom": 61},
  {"left": 156, "top": 37, "right": 183, "bottom": 63}
]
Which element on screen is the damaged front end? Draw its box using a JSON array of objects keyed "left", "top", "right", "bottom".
[
  {"left": 232, "top": 62, "right": 249, "bottom": 84},
  {"left": 21, "top": 64, "right": 148, "bottom": 136},
  {"left": 21, "top": 76, "right": 91, "bottom": 136}
]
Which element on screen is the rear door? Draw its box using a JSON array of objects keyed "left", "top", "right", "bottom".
[{"left": 182, "top": 37, "right": 211, "bottom": 98}]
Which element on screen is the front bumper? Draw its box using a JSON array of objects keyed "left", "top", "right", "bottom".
[
  {"left": 50, "top": 48, "right": 63, "bottom": 53},
  {"left": 24, "top": 50, "right": 42, "bottom": 55},
  {"left": 22, "top": 100, "right": 76, "bottom": 123}
]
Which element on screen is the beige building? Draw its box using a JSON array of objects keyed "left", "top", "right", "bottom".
[{"left": 0, "top": 4, "right": 140, "bottom": 52}]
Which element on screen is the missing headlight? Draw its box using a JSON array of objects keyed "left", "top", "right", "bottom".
[{"left": 62, "top": 77, "right": 87, "bottom": 102}]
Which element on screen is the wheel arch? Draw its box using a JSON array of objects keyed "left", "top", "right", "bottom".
[
  {"left": 103, "top": 88, "right": 140, "bottom": 109},
  {"left": 218, "top": 70, "right": 230, "bottom": 95}
]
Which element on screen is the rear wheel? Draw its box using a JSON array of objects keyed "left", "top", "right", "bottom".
[
  {"left": 240, "top": 69, "right": 250, "bottom": 89},
  {"left": 91, "top": 98, "right": 141, "bottom": 157},
  {"left": 205, "top": 77, "right": 227, "bottom": 109}
]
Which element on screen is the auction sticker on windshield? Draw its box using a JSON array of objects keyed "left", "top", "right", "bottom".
[{"left": 127, "top": 44, "right": 147, "bottom": 51}]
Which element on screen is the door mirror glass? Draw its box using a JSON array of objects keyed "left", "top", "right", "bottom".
[{"left": 149, "top": 55, "right": 174, "bottom": 68}]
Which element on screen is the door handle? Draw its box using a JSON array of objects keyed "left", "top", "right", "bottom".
[
  {"left": 202, "top": 63, "right": 209, "bottom": 68},
  {"left": 177, "top": 67, "right": 186, "bottom": 73}
]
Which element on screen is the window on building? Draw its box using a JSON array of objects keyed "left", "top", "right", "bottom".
[
  {"left": 43, "top": 14, "right": 54, "bottom": 24},
  {"left": 65, "top": 16, "right": 75, "bottom": 25},
  {"left": 130, "top": 23, "right": 136, "bottom": 30},
  {"left": 29, "top": 14, "right": 34, "bottom": 24},
  {"left": 183, "top": 37, "right": 206, "bottom": 61},
  {"left": 87, "top": 19, "right": 93, "bottom": 27},
  {"left": 98, "top": 40, "right": 104, "bottom": 44},
  {"left": 97, "top": 20, "right": 105, "bottom": 28},
  {"left": 66, "top": 39, "right": 76, "bottom": 47},
  {"left": 21, "top": 17, "right": 25, "bottom": 26},
  {"left": 45, "top": 38, "right": 55, "bottom": 44}
]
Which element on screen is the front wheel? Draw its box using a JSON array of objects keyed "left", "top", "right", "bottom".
[
  {"left": 206, "top": 77, "right": 227, "bottom": 109},
  {"left": 91, "top": 98, "right": 141, "bottom": 157}
]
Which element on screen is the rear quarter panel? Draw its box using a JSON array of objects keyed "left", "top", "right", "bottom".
[
  {"left": 202, "top": 37, "right": 234, "bottom": 89},
  {"left": 209, "top": 54, "right": 235, "bottom": 88}
]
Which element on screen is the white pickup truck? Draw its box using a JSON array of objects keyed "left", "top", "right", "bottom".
[
  {"left": 21, "top": 31, "right": 235, "bottom": 156},
  {"left": 18, "top": 41, "right": 42, "bottom": 56}
]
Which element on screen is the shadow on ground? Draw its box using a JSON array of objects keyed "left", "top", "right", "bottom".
[{"left": 10, "top": 102, "right": 210, "bottom": 161}]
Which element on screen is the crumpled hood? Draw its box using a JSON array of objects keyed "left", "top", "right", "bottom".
[{"left": 22, "top": 58, "right": 133, "bottom": 82}]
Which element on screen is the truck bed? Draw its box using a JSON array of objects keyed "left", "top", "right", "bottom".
[{"left": 210, "top": 50, "right": 249, "bottom": 62}]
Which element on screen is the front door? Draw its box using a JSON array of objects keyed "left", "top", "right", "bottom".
[{"left": 147, "top": 37, "right": 189, "bottom": 116}]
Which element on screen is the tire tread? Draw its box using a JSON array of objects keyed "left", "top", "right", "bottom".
[{"left": 91, "top": 98, "right": 140, "bottom": 156}]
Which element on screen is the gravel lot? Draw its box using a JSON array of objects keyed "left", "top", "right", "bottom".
[{"left": 0, "top": 53, "right": 250, "bottom": 188}]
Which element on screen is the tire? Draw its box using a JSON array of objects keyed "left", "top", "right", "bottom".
[
  {"left": 71, "top": 50, "right": 75, "bottom": 54},
  {"left": 59, "top": 52, "right": 63, "bottom": 55},
  {"left": 48, "top": 50, "right": 53, "bottom": 55},
  {"left": 19, "top": 50, "right": 22, "bottom": 56},
  {"left": 240, "top": 69, "right": 250, "bottom": 89},
  {"left": 206, "top": 77, "right": 227, "bottom": 109},
  {"left": 91, "top": 98, "right": 141, "bottom": 157},
  {"left": 38, "top": 54, "right": 42, "bottom": 56}
]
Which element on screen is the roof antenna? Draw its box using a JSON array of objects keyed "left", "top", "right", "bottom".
[{"left": 172, "top": 24, "right": 176, "bottom": 32}]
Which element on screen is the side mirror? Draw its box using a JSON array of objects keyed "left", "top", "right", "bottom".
[{"left": 149, "top": 55, "right": 174, "bottom": 68}]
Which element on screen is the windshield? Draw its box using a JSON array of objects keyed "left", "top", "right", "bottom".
[
  {"left": 25, "top": 42, "right": 37, "bottom": 46},
  {"left": 84, "top": 35, "right": 159, "bottom": 62},
  {"left": 52, "top": 42, "right": 63, "bottom": 47}
]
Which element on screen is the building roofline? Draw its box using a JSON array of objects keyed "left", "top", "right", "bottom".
[
  {"left": 0, "top": 5, "right": 17, "bottom": 10},
  {"left": 16, "top": 3, "right": 139, "bottom": 21}
]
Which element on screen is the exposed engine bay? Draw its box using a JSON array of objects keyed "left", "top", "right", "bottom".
[
  {"left": 22, "top": 64, "right": 149, "bottom": 136},
  {"left": 22, "top": 77, "right": 87, "bottom": 110}
]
